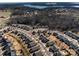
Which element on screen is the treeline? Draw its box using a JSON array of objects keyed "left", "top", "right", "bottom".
[{"left": 8, "top": 8, "right": 79, "bottom": 32}]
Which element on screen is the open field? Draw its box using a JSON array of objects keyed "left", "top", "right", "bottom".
[{"left": 0, "top": 11, "right": 11, "bottom": 29}]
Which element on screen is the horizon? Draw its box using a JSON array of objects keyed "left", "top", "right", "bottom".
[{"left": 0, "top": 2, "right": 79, "bottom": 9}]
